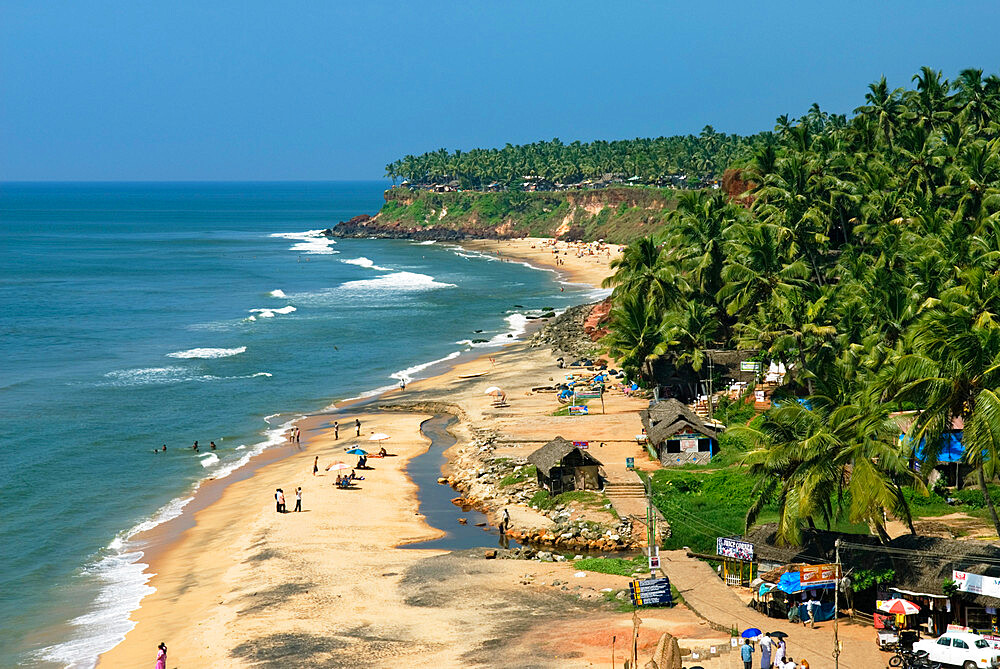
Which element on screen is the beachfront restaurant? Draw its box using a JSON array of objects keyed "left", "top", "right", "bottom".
[
  {"left": 639, "top": 399, "right": 719, "bottom": 466},
  {"left": 527, "top": 437, "right": 604, "bottom": 494}
]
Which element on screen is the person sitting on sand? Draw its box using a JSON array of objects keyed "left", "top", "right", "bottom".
[
  {"left": 378, "top": 446, "right": 387, "bottom": 457},
  {"left": 335, "top": 474, "right": 343, "bottom": 486}
]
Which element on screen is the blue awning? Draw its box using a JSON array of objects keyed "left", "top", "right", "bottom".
[{"left": 908, "top": 431, "right": 965, "bottom": 463}]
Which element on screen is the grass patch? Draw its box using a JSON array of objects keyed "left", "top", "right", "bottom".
[
  {"left": 529, "top": 489, "right": 613, "bottom": 513},
  {"left": 575, "top": 555, "right": 645, "bottom": 576},
  {"left": 498, "top": 465, "right": 536, "bottom": 487}
]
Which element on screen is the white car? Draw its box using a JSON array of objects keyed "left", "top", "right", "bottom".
[{"left": 913, "top": 631, "right": 1000, "bottom": 668}]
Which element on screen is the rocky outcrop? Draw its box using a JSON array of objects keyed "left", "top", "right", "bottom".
[{"left": 528, "top": 303, "right": 603, "bottom": 361}]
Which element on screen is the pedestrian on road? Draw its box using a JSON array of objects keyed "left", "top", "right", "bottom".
[
  {"left": 775, "top": 638, "right": 786, "bottom": 664},
  {"left": 759, "top": 634, "right": 772, "bottom": 668},
  {"left": 294, "top": 487, "right": 302, "bottom": 512},
  {"left": 741, "top": 638, "right": 754, "bottom": 669},
  {"left": 805, "top": 598, "right": 817, "bottom": 629}
]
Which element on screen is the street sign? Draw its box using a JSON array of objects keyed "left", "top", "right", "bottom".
[
  {"left": 648, "top": 546, "right": 660, "bottom": 571},
  {"left": 628, "top": 577, "right": 673, "bottom": 607}
]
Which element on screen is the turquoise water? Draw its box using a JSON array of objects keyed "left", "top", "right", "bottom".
[{"left": 0, "top": 182, "right": 597, "bottom": 668}]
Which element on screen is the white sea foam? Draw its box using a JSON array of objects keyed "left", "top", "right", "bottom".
[
  {"left": 263, "top": 413, "right": 281, "bottom": 424},
  {"left": 166, "top": 346, "right": 247, "bottom": 359},
  {"left": 269, "top": 229, "right": 339, "bottom": 255},
  {"left": 339, "top": 271, "right": 456, "bottom": 292},
  {"left": 341, "top": 256, "right": 391, "bottom": 271},
  {"left": 390, "top": 350, "right": 461, "bottom": 384},
  {"left": 416, "top": 240, "right": 437, "bottom": 245},
  {"left": 269, "top": 289, "right": 287, "bottom": 298},
  {"left": 465, "top": 313, "right": 530, "bottom": 348},
  {"left": 35, "top": 416, "right": 301, "bottom": 668},
  {"left": 248, "top": 305, "right": 297, "bottom": 319},
  {"left": 101, "top": 367, "right": 271, "bottom": 387}
]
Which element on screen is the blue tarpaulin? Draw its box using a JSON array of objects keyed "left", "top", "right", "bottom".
[
  {"left": 908, "top": 431, "right": 965, "bottom": 463},
  {"left": 776, "top": 571, "right": 835, "bottom": 594}
]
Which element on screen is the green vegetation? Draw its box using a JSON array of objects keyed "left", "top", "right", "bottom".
[
  {"left": 384, "top": 128, "right": 768, "bottom": 188},
  {"left": 498, "top": 465, "right": 536, "bottom": 487},
  {"left": 376, "top": 187, "right": 677, "bottom": 244},
  {"left": 529, "top": 489, "right": 616, "bottom": 515},
  {"left": 602, "top": 67, "right": 1000, "bottom": 545},
  {"left": 574, "top": 555, "right": 646, "bottom": 576}
]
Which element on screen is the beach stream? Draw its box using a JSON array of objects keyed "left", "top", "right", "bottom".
[{"left": 403, "top": 414, "right": 520, "bottom": 550}]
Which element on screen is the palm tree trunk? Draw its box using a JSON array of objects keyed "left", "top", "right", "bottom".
[{"left": 977, "top": 466, "right": 1000, "bottom": 538}]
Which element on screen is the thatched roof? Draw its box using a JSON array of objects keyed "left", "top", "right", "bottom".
[
  {"left": 747, "top": 524, "right": 1000, "bottom": 605},
  {"left": 884, "top": 534, "right": 1000, "bottom": 606},
  {"left": 744, "top": 524, "right": 883, "bottom": 567},
  {"left": 527, "top": 436, "right": 602, "bottom": 476},
  {"left": 640, "top": 399, "right": 719, "bottom": 446}
]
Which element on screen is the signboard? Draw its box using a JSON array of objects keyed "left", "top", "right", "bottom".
[
  {"left": 573, "top": 441, "right": 589, "bottom": 449},
  {"left": 648, "top": 546, "right": 660, "bottom": 571},
  {"left": 800, "top": 564, "right": 841, "bottom": 586},
  {"left": 679, "top": 438, "right": 699, "bottom": 453},
  {"left": 716, "top": 537, "right": 754, "bottom": 561},
  {"left": 569, "top": 405, "right": 588, "bottom": 415},
  {"left": 740, "top": 361, "right": 763, "bottom": 372},
  {"left": 953, "top": 570, "right": 1000, "bottom": 599},
  {"left": 626, "top": 457, "right": 635, "bottom": 470},
  {"left": 628, "top": 577, "right": 673, "bottom": 607},
  {"left": 575, "top": 390, "right": 602, "bottom": 399},
  {"left": 755, "top": 390, "right": 765, "bottom": 402}
]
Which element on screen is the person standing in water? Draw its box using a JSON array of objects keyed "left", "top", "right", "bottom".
[
  {"left": 294, "top": 487, "right": 302, "bottom": 512},
  {"left": 192, "top": 440, "right": 199, "bottom": 452},
  {"left": 355, "top": 418, "right": 361, "bottom": 437},
  {"left": 210, "top": 441, "right": 217, "bottom": 450},
  {"left": 155, "top": 642, "right": 167, "bottom": 669},
  {"left": 312, "top": 455, "right": 319, "bottom": 476}
]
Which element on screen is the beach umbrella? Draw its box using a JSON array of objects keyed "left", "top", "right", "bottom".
[
  {"left": 325, "top": 462, "right": 350, "bottom": 471},
  {"left": 740, "top": 628, "right": 762, "bottom": 639},
  {"left": 878, "top": 598, "right": 921, "bottom": 615},
  {"left": 346, "top": 447, "right": 367, "bottom": 455},
  {"left": 369, "top": 432, "right": 390, "bottom": 442},
  {"left": 483, "top": 386, "right": 502, "bottom": 395}
]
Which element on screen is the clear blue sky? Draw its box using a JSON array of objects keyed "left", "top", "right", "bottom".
[{"left": 2, "top": 1, "right": 999, "bottom": 181}]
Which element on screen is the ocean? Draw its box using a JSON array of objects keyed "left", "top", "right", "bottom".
[{"left": 0, "top": 182, "right": 598, "bottom": 668}]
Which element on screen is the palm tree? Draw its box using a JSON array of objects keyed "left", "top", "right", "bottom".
[
  {"left": 602, "top": 236, "right": 688, "bottom": 309},
  {"left": 883, "top": 270, "right": 1000, "bottom": 537},
  {"left": 600, "top": 291, "right": 668, "bottom": 384}
]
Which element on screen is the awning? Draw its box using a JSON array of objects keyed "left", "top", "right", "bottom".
[
  {"left": 889, "top": 587, "right": 950, "bottom": 600},
  {"left": 777, "top": 571, "right": 835, "bottom": 594}
]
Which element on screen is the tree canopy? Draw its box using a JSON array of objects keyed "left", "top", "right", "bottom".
[{"left": 600, "top": 67, "right": 1000, "bottom": 543}]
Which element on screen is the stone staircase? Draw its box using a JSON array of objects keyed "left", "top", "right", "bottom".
[
  {"left": 603, "top": 475, "right": 669, "bottom": 546},
  {"left": 604, "top": 479, "right": 647, "bottom": 499}
]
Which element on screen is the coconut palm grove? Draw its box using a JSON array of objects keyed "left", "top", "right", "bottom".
[{"left": 600, "top": 67, "right": 1000, "bottom": 547}]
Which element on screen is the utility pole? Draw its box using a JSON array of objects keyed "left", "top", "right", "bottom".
[{"left": 834, "top": 538, "right": 841, "bottom": 669}]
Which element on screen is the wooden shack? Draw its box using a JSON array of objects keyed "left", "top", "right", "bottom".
[
  {"left": 527, "top": 436, "right": 603, "bottom": 494},
  {"left": 640, "top": 398, "right": 720, "bottom": 466}
]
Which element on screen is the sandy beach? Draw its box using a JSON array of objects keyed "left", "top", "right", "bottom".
[{"left": 98, "top": 238, "right": 734, "bottom": 668}]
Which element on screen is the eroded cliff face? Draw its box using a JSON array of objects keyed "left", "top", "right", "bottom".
[{"left": 330, "top": 187, "right": 677, "bottom": 242}]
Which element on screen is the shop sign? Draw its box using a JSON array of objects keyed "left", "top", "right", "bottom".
[
  {"left": 952, "top": 570, "right": 1000, "bottom": 599},
  {"left": 740, "top": 361, "right": 762, "bottom": 372},
  {"left": 800, "top": 564, "right": 841, "bottom": 585},
  {"left": 716, "top": 537, "right": 754, "bottom": 561},
  {"left": 680, "top": 438, "right": 699, "bottom": 453}
]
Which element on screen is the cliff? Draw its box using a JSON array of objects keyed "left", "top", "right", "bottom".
[{"left": 329, "top": 187, "right": 678, "bottom": 243}]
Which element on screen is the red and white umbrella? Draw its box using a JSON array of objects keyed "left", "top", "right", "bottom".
[
  {"left": 877, "top": 598, "right": 921, "bottom": 615},
  {"left": 325, "top": 462, "right": 350, "bottom": 471}
]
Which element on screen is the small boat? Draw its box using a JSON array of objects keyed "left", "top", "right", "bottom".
[{"left": 457, "top": 371, "right": 488, "bottom": 379}]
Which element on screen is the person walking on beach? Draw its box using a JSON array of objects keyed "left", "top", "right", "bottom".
[
  {"left": 294, "top": 487, "right": 302, "bottom": 512},
  {"left": 275, "top": 488, "right": 282, "bottom": 513},
  {"left": 333, "top": 421, "right": 339, "bottom": 439},
  {"left": 278, "top": 488, "right": 286, "bottom": 512},
  {"left": 295, "top": 427, "right": 300, "bottom": 443},
  {"left": 399, "top": 379, "right": 406, "bottom": 391},
  {"left": 355, "top": 418, "right": 361, "bottom": 437},
  {"left": 155, "top": 642, "right": 167, "bottom": 669},
  {"left": 741, "top": 638, "right": 753, "bottom": 669},
  {"left": 313, "top": 455, "right": 319, "bottom": 476}
]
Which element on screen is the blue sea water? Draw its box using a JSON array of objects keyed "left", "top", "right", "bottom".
[{"left": 0, "top": 182, "right": 597, "bottom": 668}]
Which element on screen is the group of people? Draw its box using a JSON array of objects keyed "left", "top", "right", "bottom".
[
  {"left": 152, "top": 440, "right": 218, "bottom": 454},
  {"left": 273, "top": 486, "right": 302, "bottom": 513},
  {"left": 287, "top": 427, "right": 300, "bottom": 443},
  {"left": 331, "top": 418, "right": 362, "bottom": 440},
  {"left": 742, "top": 635, "right": 808, "bottom": 669}
]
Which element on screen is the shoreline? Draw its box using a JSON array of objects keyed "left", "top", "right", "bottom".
[{"left": 89, "top": 237, "right": 618, "bottom": 667}]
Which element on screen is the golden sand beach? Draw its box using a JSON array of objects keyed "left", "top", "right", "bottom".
[{"left": 97, "top": 238, "right": 734, "bottom": 668}]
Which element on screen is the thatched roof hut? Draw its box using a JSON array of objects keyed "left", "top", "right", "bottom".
[
  {"left": 527, "top": 437, "right": 603, "bottom": 494},
  {"left": 640, "top": 399, "right": 720, "bottom": 465}
]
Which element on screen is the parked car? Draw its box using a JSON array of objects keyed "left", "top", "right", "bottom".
[{"left": 912, "top": 632, "right": 1000, "bottom": 668}]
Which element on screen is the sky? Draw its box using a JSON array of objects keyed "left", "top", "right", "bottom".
[{"left": 2, "top": 1, "right": 999, "bottom": 181}]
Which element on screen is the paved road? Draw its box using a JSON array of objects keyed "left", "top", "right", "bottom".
[{"left": 660, "top": 550, "right": 889, "bottom": 669}]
